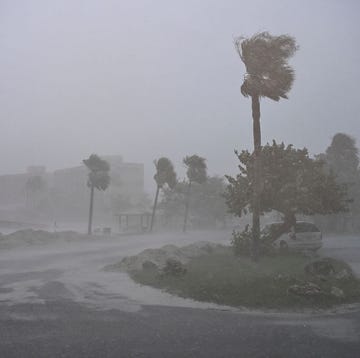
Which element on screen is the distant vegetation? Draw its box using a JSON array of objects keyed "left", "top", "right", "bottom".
[
  {"left": 182, "top": 155, "right": 207, "bottom": 232},
  {"left": 150, "top": 157, "right": 177, "bottom": 231},
  {"left": 159, "top": 175, "right": 228, "bottom": 230},
  {"left": 83, "top": 154, "right": 110, "bottom": 235},
  {"left": 315, "top": 133, "right": 360, "bottom": 232}
]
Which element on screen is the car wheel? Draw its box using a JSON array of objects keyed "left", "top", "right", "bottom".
[{"left": 279, "top": 241, "right": 288, "bottom": 253}]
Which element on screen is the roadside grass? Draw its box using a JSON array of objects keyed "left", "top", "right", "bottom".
[{"left": 130, "top": 248, "right": 360, "bottom": 309}]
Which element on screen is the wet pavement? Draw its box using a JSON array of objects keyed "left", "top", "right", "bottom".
[{"left": 0, "top": 230, "right": 360, "bottom": 357}]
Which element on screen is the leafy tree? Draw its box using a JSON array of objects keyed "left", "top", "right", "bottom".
[
  {"left": 185, "top": 176, "right": 228, "bottom": 228},
  {"left": 183, "top": 155, "right": 207, "bottom": 232},
  {"left": 225, "top": 141, "right": 349, "bottom": 238},
  {"left": 160, "top": 176, "right": 228, "bottom": 230},
  {"left": 150, "top": 157, "right": 177, "bottom": 231},
  {"left": 325, "top": 133, "right": 359, "bottom": 182},
  {"left": 83, "top": 154, "right": 110, "bottom": 235},
  {"left": 234, "top": 32, "right": 298, "bottom": 260},
  {"left": 159, "top": 182, "right": 187, "bottom": 227},
  {"left": 321, "top": 133, "right": 360, "bottom": 231}
]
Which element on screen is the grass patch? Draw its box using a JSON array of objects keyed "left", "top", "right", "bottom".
[{"left": 130, "top": 248, "right": 360, "bottom": 309}]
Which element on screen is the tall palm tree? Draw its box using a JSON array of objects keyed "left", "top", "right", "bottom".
[
  {"left": 183, "top": 155, "right": 207, "bottom": 232},
  {"left": 150, "top": 157, "right": 177, "bottom": 231},
  {"left": 234, "top": 32, "right": 297, "bottom": 260},
  {"left": 83, "top": 154, "right": 110, "bottom": 235}
]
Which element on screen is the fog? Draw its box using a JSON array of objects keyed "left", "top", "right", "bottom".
[
  {"left": 1, "top": 0, "right": 359, "bottom": 191},
  {"left": 1, "top": 2, "right": 360, "bottom": 357}
]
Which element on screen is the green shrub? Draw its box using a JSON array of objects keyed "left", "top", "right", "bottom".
[
  {"left": 162, "top": 258, "right": 187, "bottom": 276},
  {"left": 231, "top": 229, "right": 252, "bottom": 256},
  {"left": 231, "top": 227, "right": 275, "bottom": 257}
]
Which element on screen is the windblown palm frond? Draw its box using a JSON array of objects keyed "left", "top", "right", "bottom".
[
  {"left": 183, "top": 155, "right": 207, "bottom": 184},
  {"left": 83, "top": 154, "right": 111, "bottom": 191},
  {"left": 234, "top": 32, "right": 298, "bottom": 101},
  {"left": 154, "top": 157, "right": 177, "bottom": 189}
]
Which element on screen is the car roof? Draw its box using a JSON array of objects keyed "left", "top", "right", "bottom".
[
  {"left": 263, "top": 221, "right": 320, "bottom": 232},
  {"left": 264, "top": 221, "right": 314, "bottom": 226}
]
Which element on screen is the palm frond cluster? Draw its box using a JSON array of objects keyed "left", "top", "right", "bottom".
[
  {"left": 183, "top": 155, "right": 207, "bottom": 184},
  {"left": 83, "top": 154, "right": 110, "bottom": 191},
  {"left": 154, "top": 157, "right": 177, "bottom": 189},
  {"left": 234, "top": 32, "right": 298, "bottom": 101}
]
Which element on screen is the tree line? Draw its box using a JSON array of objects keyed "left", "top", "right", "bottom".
[{"left": 74, "top": 130, "right": 359, "bottom": 237}]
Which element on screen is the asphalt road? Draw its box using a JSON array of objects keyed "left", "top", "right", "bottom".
[{"left": 0, "top": 230, "right": 360, "bottom": 357}]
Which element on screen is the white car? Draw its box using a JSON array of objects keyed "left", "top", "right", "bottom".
[{"left": 261, "top": 221, "right": 322, "bottom": 252}]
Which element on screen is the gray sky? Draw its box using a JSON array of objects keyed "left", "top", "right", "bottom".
[{"left": 1, "top": 0, "right": 359, "bottom": 192}]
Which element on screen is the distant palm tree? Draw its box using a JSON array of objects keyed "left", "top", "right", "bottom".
[
  {"left": 83, "top": 154, "right": 110, "bottom": 235},
  {"left": 234, "top": 32, "right": 297, "bottom": 260},
  {"left": 183, "top": 155, "right": 207, "bottom": 232},
  {"left": 150, "top": 157, "right": 177, "bottom": 232}
]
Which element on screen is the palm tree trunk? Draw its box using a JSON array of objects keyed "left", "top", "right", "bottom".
[
  {"left": 273, "top": 211, "right": 296, "bottom": 239},
  {"left": 252, "top": 94, "right": 261, "bottom": 261},
  {"left": 87, "top": 185, "right": 95, "bottom": 235},
  {"left": 150, "top": 185, "right": 160, "bottom": 232},
  {"left": 183, "top": 181, "right": 192, "bottom": 233}
]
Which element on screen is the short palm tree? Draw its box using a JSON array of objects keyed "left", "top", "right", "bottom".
[
  {"left": 83, "top": 154, "right": 110, "bottom": 235},
  {"left": 150, "top": 157, "right": 177, "bottom": 231},
  {"left": 183, "top": 155, "right": 207, "bottom": 232},
  {"left": 234, "top": 32, "right": 297, "bottom": 260}
]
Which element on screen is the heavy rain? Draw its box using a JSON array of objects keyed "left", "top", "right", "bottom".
[{"left": 1, "top": 1, "right": 360, "bottom": 357}]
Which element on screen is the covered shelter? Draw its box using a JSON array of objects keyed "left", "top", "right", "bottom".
[{"left": 114, "top": 212, "right": 152, "bottom": 233}]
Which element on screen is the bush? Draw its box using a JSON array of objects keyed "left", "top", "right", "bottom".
[
  {"left": 231, "top": 227, "right": 274, "bottom": 257},
  {"left": 162, "top": 258, "right": 187, "bottom": 277},
  {"left": 231, "top": 229, "right": 252, "bottom": 256},
  {"left": 142, "top": 261, "right": 158, "bottom": 271},
  {"left": 130, "top": 248, "right": 360, "bottom": 309},
  {"left": 304, "top": 257, "right": 354, "bottom": 279}
]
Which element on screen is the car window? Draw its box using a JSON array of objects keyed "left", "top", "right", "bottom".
[{"left": 262, "top": 223, "right": 283, "bottom": 232}]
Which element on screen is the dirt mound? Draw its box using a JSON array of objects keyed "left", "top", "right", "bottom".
[
  {"left": 304, "top": 257, "right": 354, "bottom": 280},
  {"left": 111, "top": 241, "right": 226, "bottom": 272},
  {"left": 0, "top": 229, "right": 87, "bottom": 248}
]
